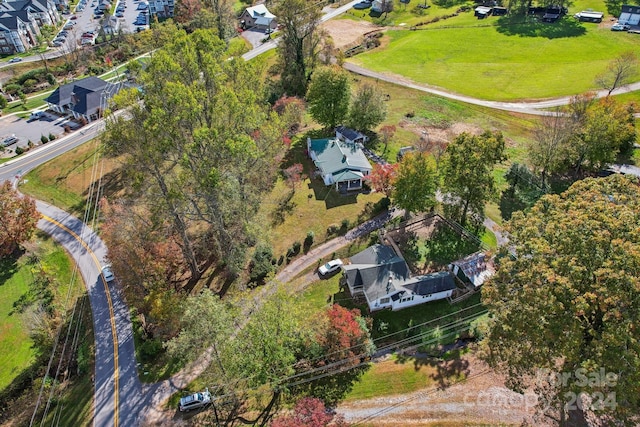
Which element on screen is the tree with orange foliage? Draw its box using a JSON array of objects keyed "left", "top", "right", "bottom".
[
  {"left": 367, "top": 163, "right": 397, "bottom": 198},
  {"left": 0, "top": 181, "right": 39, "bottom": 258}
]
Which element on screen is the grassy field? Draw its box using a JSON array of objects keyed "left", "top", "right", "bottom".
[
  {"left": 348, "top": 1, "right": 640, "bottom": 101},
  {"left": 0, "top": 232, "right": 80, "bottom": 391}
]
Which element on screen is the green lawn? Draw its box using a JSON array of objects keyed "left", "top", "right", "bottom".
[
  {"left": 0, "top": 232, "right": 79, "bottom": 392},
  {"left": 349, "top": 11, "right": 640, "bottom": 101}
]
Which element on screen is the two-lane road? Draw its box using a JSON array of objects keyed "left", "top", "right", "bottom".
[{"left": 0, "top": 129, "right": 143, "bottom": 427}]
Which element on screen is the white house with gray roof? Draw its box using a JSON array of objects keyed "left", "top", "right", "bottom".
[
  {"left": 307, "top": 137, "right": 372, "bottom": 192},
  {"left": 344, "top": 244, "right": 457, "bottom": 312}
]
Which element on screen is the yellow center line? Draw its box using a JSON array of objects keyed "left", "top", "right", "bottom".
[{"left": 41, "top": 214, "right": 119, "bottom": 427}]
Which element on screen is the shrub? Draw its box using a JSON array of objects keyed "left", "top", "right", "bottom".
[
  {"left": 15, "top": 146, "right": 24, "bottom": 155},
  {"left": 340, "top": 219, "right": 349, "bottom": 231},
  {"left": 22, "top": 79, "right": 38, "bottom": 89},
  {"left": 303, "top": 231, "right": 315, "bottom": 252},
  {"left": 48, "top": 133, "right": 56, "bottom": 141},
  {"left": 139, "top": 338, "right": 163, "bottom": 362},
  {"left": 326, "top": 223, "right": 339, "bottom": 236},
  {"left": 3, "top": 84, "right": 21, "bottom": 96},
  {"left": 27, "top": 140, "right": 33, "bottom": 148},
  {"left": 287, "top": 241, "right": 301, "bottom": 258},
  {"left": 40, "top": 134, "right": 48, "bottom": 144},
  {"left": 45, "top": 73, "right": 56, "bottom": 85},
  {"left": 63, "top": 124, "right": 71, "bottom": 133},
  {"left": 249, "top": 244, "right": 275, "bottom": 284}
]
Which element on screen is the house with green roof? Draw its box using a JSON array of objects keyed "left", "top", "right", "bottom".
[{"left": 307, "top": 137, "right": 372, "bottom": 192}]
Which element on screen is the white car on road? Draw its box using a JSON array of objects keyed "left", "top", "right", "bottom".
[
  {"left": 101, "top": 265, "right": 115, "bottom": 282},
  {"left": 179, "top": 389, "right": 211, "bottom": 412},
  {"left": 318, "top": 259, "right": 343, "bottom": 277}
]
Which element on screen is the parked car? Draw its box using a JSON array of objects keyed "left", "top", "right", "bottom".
[
  {"left": 116, "top": 11, "right": 124, "bottom": 16},
  {"left": 2, "top": 135, "right": 18, "bottom": 146},
  {"left": 102, "top": 265, "right": 115, "bottom": 282},
  {"left": 136, "top": 2, "right": 148, "bottom": 9},
  {"left": 8, "top": 57, "right": 22, "bottom": 63},
  {"left": 179, "top": 389, "right": 211, "bottom": 412},
  {"left": 318, "top": 259, "right": 344, "bottom": 276},
  {"left": 611, "top": 22, "right": 630, "bottom": 31}
]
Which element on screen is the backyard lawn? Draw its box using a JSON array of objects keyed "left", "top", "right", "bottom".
[{"left": 348, "top": 5, "right": 640, "bottom": 101}]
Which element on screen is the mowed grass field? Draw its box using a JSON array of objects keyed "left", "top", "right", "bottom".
[
  {"left": 349, "top": 5, "right": 640, "bottom": 101},
  {"left": 0, "top": 233, "right": 78, "bottom": 391}
]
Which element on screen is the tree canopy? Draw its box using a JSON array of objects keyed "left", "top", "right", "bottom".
[
  {"left": 392, "top": 152, "right": 437, "bottom": 215},
  {"left": 440, "top": 131, "right": 506, "bottom": 228},
  {"left": 482, "top": 175, "right": 640, "bottom": 425},
  {"left": 0, "top": 181, "right": 39, "bottom": 258},
  {"left": 276, "top": 0, "right": 323, "bottom": 96},
  {"left": 347, "top": 83, "right": 387, "bottom": 132},
  {"left": 103, "top": 28, "right": 289, "bottom": 299},
  {"left": 306, "top": 66, "right": 350, "bottom": 130}
]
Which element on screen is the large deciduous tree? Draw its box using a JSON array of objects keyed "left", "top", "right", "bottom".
[
  {"left": 392, "top": 152, "right": 437, "bottom": 215},
  {"left": 440, "top": 131, "right": 506, "bottom": 228},
  {"left": 277, "top": 0, "right": 324, "bottom": 96},
  {"left": 482, "top": 175, "right": 640, "bottom": 426},
  {"left": 306, "top": 66, "right": 351, "bottom": 130},
  {"left": 0, "top": 181, "right": 39, "bottom": 258},
  {"left": 570, "top": 97, "right": 636, "bottom": 173},
  {"left": 103, "top": 28, "right": 288, "bottom": 292},
  {"left": 347, "top": 83, "right": 387, "bottom": 132}
]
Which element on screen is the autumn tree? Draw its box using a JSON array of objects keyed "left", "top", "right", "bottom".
[
  {"left": 277, "top": 0, "right": 324, "bottom": 96},
  {"left": 100, "top": 199, "right": 184, "bottom": 339},
  {"left": 482, "top": 175, "right": 640, "bottom": 425},
  {"left": 174, "top": 0, "right": 202, "bottom": 24},
  {"left": 283, "top": 163, "right": 305, "bottom": 191},
  {"left": 379, "top": 124, "right": 396, "bottom": 153},
  {"left": 273, "top": 95, "right": 306, "bottom": 134},
  {"left": 317, "top": 305, "right": 374, "bottom": 366},
  {"left": 440, "top": 131, "right": 506, "bottom": 228},
  {"left": 595, "top": 51, "right": 639, "bottom": 97},
  {"left": 347, "top": 83, "right": 387, "bottom": 132},
  {"left": 367, "top": 163, "right": 397, "bottom": 198},
  {"left": 306, "top": 66, "right": 351, "bottom": 130},
  {"left": 392, "top": 152, "right": 437, "bottom": 216},
  {"left": 104, "top": 28, "right": 289, "bottom": 290},
  {"left": 0, "top": 181, "right": 39, "bottom": 258},
  {"left": 271, "top": 398, "right": 350, "bottom": 427}
]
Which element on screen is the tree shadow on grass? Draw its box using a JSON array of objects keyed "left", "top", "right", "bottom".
[
  {"left": 495, "top": 15, "right": 586, "bottom": 38},
  {"left": 0, "top": 256, "right": 19, "bottom": 287},
  {"left": 395, "top": 347, "right": 471, "bottom": 389}
]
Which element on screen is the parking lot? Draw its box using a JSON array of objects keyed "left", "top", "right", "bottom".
[{"left": 0, "top": 113, "right": 82, "bottom": 156}]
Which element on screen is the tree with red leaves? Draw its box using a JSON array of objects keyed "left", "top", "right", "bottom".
[
  {"left": 379, "top": 124, "right": 396, "bottom": 153},
  {"left": 271, "top": 397, "right": 350, "bottom": 427},
  {"left": 367, "top": 163, "right": 397, "bottom": 198},
  {"left": 283, "top": 163, "right": 305, "bottom": 191},
  {"left": 0, "top": 181, "right": 39, "bottom": 258},
  {"left": 319, "top": 305, "right": 374, "bottom": 366}
]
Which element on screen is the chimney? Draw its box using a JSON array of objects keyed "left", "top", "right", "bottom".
[
  {"left": 342, "top": 154, "right": 347, "bottom": 162},
  {"left": 386, "top": 275, "right": 393, "bottom": 293}
]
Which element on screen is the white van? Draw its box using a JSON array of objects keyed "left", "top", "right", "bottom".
[{"left": 29, "top": 110, "right": 45, "bottom": 120}]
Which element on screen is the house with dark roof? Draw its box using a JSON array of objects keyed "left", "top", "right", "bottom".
[
  {"left": 45, "top": 77, "right": 122, "bottom": 122},
  {"left": 239, "top": 4, "right": 276, "bottom": 32},
  {"left": 336, "top": 126, "right": 369, "bottom": 145},
  {"left": 344, "top": 244, "right": 457, "bottom": 312},
  {"left": 307, "top": 137, "right": 372, "bottom": 192}
]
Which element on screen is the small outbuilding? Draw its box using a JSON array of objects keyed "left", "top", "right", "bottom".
[
  {"left": 335, "top": 126, "right": 369, "bottom": 145},
  {"left": 474, "top": 6, "right": 492, "bottom": 18}
]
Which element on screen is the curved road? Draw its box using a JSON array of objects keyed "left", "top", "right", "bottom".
[{"left": 0, "top": 131, "right": 143, "bottom": 427}]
